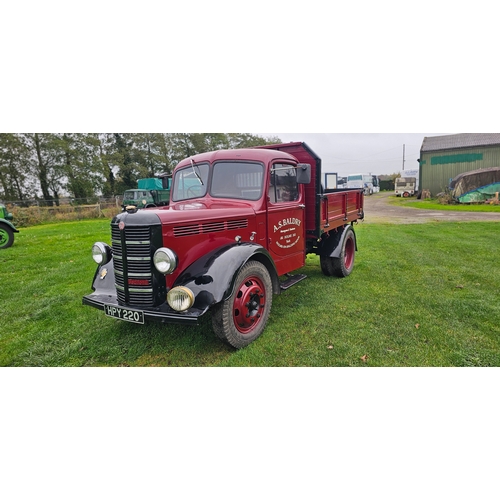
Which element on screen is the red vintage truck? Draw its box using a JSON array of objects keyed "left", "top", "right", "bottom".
[{"left": 83, "top": 142, "right": 364, "bottom": 348}]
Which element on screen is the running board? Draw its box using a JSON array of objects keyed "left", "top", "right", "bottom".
[{"left": 279, "top": 274, "right": 307, "bottom": 290}]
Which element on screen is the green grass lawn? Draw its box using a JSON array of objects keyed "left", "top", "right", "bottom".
[
  {"left": 388, "top": 193, "right": 500, "bottom": 212},
  {"left": 1, "top": 219, "right": 499, "bottom": 366}
]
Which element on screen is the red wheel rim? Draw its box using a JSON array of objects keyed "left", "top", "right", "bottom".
[
  {"left": 344, "top": 235, "right": 354, "bottom": 270},
  {"left": 232, "top": 275, "right": 266, "bottom": 334}
]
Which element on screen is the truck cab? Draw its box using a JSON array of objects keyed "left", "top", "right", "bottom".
[
  {"left": 167, "top": 148, "right": 310, "bottom": 277},
  {"left": 83, "top": 143, "right": 363, "bottom": 348},
  {"left": 347, "top": 173, "right": 374, "bottom": 195}
]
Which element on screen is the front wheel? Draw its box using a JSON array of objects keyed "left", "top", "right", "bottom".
[
  {"left": 320, "top": 226, "right": 355, "bottom": 277},
  {"left": 211, "top": 260, "right": 273, "bottom": 349},
  {"left": 0, "top": 225, "right": 14, "bottom": 249}
]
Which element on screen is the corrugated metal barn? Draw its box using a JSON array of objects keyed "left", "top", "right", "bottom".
[{"left": 419, "top": 133, "right": 500, "bottom": 196}]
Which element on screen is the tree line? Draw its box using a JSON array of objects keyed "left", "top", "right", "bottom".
[{"left": 0, "top": 133, "right": 281, "bottom": 206}]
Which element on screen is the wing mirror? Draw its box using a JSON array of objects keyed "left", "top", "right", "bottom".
[{"left": 296, "top": 163, "right": 311, "bottom": 184}]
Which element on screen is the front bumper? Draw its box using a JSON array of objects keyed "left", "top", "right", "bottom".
[{"left": 82, "top": 291, "right": 203, "bottom": 325}]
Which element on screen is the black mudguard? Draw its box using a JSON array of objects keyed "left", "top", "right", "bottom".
[
  {"left": 173, "top": 243, "right": 280, "bottom": 310},
  {"left": 89, "top": 261, "right": 117, "bottom": 294},
  {"left": 318, "top": 224, "right": 357, "bottom": 258},
  {"left": 0, "top": 220, "right": 19, "bottom": 233}
]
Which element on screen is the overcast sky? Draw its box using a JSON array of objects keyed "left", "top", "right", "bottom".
[{"left": 257, "top": 133, "right": 453, "bottom": 177}]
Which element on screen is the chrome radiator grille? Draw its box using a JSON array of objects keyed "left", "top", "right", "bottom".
[{"left": 111, "top": 224, "right": 154, "bottom": 306}]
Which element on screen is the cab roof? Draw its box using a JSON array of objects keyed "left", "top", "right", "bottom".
[{"left": 175, "top": 147, "right": 298, "bottom": 169}]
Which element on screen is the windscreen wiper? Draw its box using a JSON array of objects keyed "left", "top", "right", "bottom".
[{"left": 190, "top": 159, "right": 204, "bottom": 185}]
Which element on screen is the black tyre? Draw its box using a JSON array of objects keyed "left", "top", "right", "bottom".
[
  {"left": 320, "top": 227, "right": 355, "bottom": 277},
  {"left": 211, "top": 261, "right": 273, "bottom": 349},
  {"left": 0, "top": 225, "right": 14, "bottom": 249}
]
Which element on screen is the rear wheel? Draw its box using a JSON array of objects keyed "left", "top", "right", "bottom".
[
  {"left": 403, "top": 191, "right": 410, "bottom": 198},
  {"left": 212, "top": 261, "right": 273, "bottom": 349},
  {"left": 0, "top": 225, "right": 14, "bottom": 249},
  {"left": 320, "top": 226, "right": 355, "bottom": 277}
]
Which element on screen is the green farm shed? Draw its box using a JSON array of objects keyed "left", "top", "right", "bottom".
[{"left": 419, "top": 133, "right": 500, "bottom": 196}]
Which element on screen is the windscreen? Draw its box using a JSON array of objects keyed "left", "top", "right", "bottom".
[
  {"left": 211, "top": 161, "right": 264, "bottom": 200},
  {"left": 172, "top": 163, "right": 209, "bottom": 201},
  {"left": 348, "top": 174, "right": 363, "bottom": 181}
]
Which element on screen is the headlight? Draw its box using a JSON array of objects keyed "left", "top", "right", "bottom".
[
  {"left": 92, "top": 242, "right": 112, "bottom": 265},
  {"left": 167, "top": 286, "right": 194, "bottom": 311},
  {"left": 153, "top": 247, "right": 178, "bottom": 274}
]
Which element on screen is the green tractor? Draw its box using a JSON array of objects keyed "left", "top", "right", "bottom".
[{"left": 0, "top": 203, "right": 19, "bottom": 249}]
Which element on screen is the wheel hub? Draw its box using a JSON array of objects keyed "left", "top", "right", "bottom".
[
  {"left": 0, "top": 229, "right": 8, "bottom": 246},
  {"left": 233, "top": 277, "right": 266, "bottom": 333}
]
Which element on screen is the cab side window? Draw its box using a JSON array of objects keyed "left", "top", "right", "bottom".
[{"left": 269, "top": 164, "right": 299, "bottom": 203}]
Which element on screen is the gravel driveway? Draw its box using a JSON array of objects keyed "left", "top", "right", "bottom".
[{"left": 362, "top": 192, "right": 500, "bottom": 224}]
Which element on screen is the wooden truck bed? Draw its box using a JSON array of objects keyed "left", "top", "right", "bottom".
[{"left": 320, "top": 189, "right": 364, "bottom": 232}]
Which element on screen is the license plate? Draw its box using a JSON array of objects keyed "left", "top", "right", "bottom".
[{"left": 104, "top": 304, "right": 144, "bottom": 324}]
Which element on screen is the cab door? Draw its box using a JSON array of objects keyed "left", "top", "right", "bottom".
[{"left": 267, "top": 163, "right": 306, "bottom": 276}]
